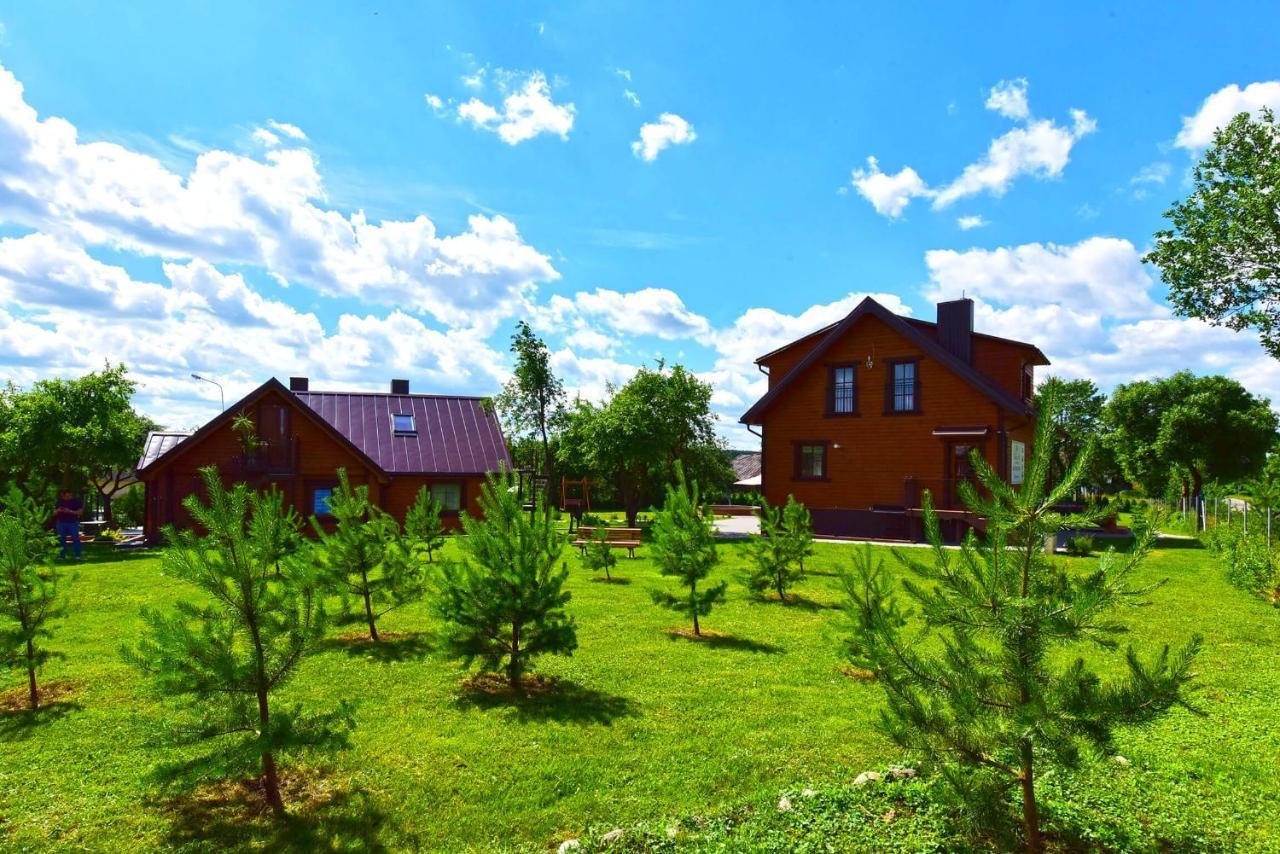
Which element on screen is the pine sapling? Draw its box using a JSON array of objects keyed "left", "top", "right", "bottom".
[
  {"left": 250, "top": 485, "right": 303, "bottom": 577},
  {"left": 404, "top": 486, "right": 447, "bottom": 563},
  {"left": 0, "top": 487, "right": 63, "bottom": 710},
  {"left": 650, "top": 461, "right": 725, "bottom": 636},
  {"left": 747, "top": 499, "right": 802, "bottom": 603},
  {"left": 781, "top": 495, "right": 815, "bottom": 573},
  {"left": 313, "top": 469, "right": 424, "bottom": 642},
  {"left": 581, "top": 527, "right": 618, "bottom": 582},
  {"left": 123, "top": 468, "right": 353, "bottom": 816},
  {"left": 841, "top": 387, "right": 1201, "bottom": 852},
  {"left": 433, "top": 469, "right": 577, "bottom": 690}
]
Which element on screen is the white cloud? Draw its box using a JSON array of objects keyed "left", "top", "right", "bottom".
[
  {"left": 956, "top": 214, "right": 988, "bottom": 230},
  {"left": 0, "top": 63, "right": 558, "bottom": 330},
  {"left": 268, "top": 120, "right": 307, "bottom": 141},
  {"left": 632, "top": 113, "right": 696, "bottom": 162},
  {"left": 850, "top": 157, "right": 930, "bottom": 218},
  {"left": 456, "top": 72, "right": 575, "bottom": 145},
  {"left": 252, "top": 127, "right": 280, "bottom": 147},
  {"left": 1129, "top": 161, "right": 1170, "bottom": 199},
  {"left": 424, "top": 93, "right": 446, "bottom": 114},
  {"left": 574, "top": 287, "right": 710, "bottom": 339},
  {"left": 614, "top": 68, "right": 632, "bottom": 82},
  {"left": 1176, "top": 81, "right": 1280, "bottom": 149},
  {"left": 985, "top": 78, "right": 1030, "bottom": 120},
  {"left": 623, "top": 89, "right": 641, "bottom": 107},
  {"left": 853, "top": 80, "right": 1095, "bottom": 217}
]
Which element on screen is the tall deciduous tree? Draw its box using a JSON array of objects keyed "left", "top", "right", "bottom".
[
  {"left": 313, "top": 469, "right": 423, "bottom": 643},
  {"left": 650, "top": 462, "right": 725, "bottom": 635},
  {"left": 1034, "top": 377, "right": 1123, "bottom": 491},
  {"left": 495, "top": 322, "right": 566, "bottom": 508},
  {"left": 842, "top": 389, "right": 1201, "bottom": 851},
  {"left": 0, "top": 365, "right": 149, "bottom": 498},
  {"left": 558, "top": 363, "right": 731, "bottom": 527},
  {"left": 1105, "top": 372, "right": 1277, "bottom": 498},
  {"left": 1145, "top": 110, "right": 1280, "bottom": 356},
  {"left": 0, "top": 487, "right": 62, "bottom": 710},
  {"left": 433, "top": 470, "right": 577, "bottom": 689},
  {"left": 123, "top": 468, "right": 353, "bottom": 815}
]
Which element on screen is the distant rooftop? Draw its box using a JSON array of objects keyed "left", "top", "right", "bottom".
[{"left": 138, "top": 430, "right": 193, "bottom": 470}]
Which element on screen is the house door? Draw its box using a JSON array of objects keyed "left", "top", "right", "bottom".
[{"left": 946, "top": 442, "right": 978, "bottom": 509}]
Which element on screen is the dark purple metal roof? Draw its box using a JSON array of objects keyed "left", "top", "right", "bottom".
[{"left": 294, "top": 391, "right": 511, "bottom": 475}]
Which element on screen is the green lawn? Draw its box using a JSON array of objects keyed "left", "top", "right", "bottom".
[{"left": 3, "top": 535, "right": 1280, "bottom": 851}]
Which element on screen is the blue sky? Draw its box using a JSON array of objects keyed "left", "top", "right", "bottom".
[{"left": 1, "top": 2, "right": 1279, "bottom": 447}]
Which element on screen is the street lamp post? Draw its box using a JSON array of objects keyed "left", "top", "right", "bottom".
[{"left": 191, "top": 373, "right": 225, "bottom": 410}]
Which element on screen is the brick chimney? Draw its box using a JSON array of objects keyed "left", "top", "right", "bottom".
[
  {"left": 936, "top": 298, "right": 974, "bottom": 363},
  {"left": 289, "top": 376, "right": 309, "bottom": 392},
  {"left": 390, "top": 378, "right": 410, "bottom": 395}
]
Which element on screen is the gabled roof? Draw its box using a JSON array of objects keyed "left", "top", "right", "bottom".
[
  {"left": 740, "top": 297, "right": 1036, "bottom": 425},
  {"left": 730, "top": 451, "right": 762, "bottom": 481},
  {"left": 295, "top": 391, "right": 510, "bottom": 475}
]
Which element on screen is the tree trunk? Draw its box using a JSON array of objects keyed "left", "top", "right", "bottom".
[
  {"left": 261, "top": 749, "right": 285, "bottom": 817},
  {"left": 363, "top": 584, "right": 380, "bottom": 643},
  {"left": 1190, "top": 466, "right": 1203, "bottom": 502},
  {"left": 623, "top": 483, "right": 641, "bottom": 529},
  {"left": 691, "top": 579, "right": 701, "bottom": 636},
  {"left": 1019, "top": 738, "right": 1042, "bottom": 853},
  {"left": 508, "top": 622, "right": 522, "bottom": 689},
  {"left": 776, "top": 576, "right": 787, "bottom": 604},
  {"left": 25, "top": 637, "right": 38, "bottom": 711}
]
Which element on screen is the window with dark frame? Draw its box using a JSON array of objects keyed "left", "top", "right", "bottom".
[
  {"left": 890, "top": 360, "right": 918, "bottom": 412},
  {"left": 430, "top": 482, "right": 462, "bottom": 513},
  {"left": 829, "top": 364, "right": 857, "bottom": 415},
  {"left": 1022, "top": 364, "right": 1034, "bottom": 402},
  {"left": 795, "top": 443, "right": 826, "bottom": 480},
  {"left": 392, "top": 413, "right": 416, "bottom": 435},
  {"left": 312, "top": 487, "right": 335, "bottom": 517}
]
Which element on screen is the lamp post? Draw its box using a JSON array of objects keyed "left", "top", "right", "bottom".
[{"left": 191, "top": 373, "right": 225, "bottom": 410}]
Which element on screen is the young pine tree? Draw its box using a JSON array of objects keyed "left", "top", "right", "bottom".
[
  {"left": 580, "top": 527, "right": 619, "bottom": 582},
  {"left": 433, "top": 469, "right": 577, "bottom": 690},
  {"left": 403, "top": 486, "right": 447, "bottom": 563},
  {"left": 781, "top": 495, "right": 815, "bottom": 573},
  {"left": 313, "top": 469, "right": 424, "bottom": 643},
  {"left": 841, "top": 389, "right": 1201, "bottom": 852},
  {"left": 650, "top": 461, "right": 725, "bottom": 636},
  {"left": 0, "top": 487, "right": 63, "bottom": 710},
  {"left": 746, "top": 499, "right": 802, "bottom": 603},
  {"left": 250, "top": 485, "right": 303, "bottom": 577},
  {"left": 123, "top": 468, "right": 353, "bottom": 816}
]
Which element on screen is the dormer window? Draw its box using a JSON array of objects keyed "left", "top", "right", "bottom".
[{"left": 392, "top": 413, "right": 416, "bottom": 435}]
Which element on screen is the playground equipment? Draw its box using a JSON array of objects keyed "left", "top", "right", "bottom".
[{"left": 561, "top": 477, "right": 591, "bottom": 532}]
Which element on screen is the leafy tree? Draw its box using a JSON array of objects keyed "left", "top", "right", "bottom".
[
  {"left": 580, "top": 527, "right": 618, "bottom": 582},
  {"left": 1145, "top": 109, "right": 1280, "bottom": 357},
  {"left": 841, "top": 389, "right": 1201, "bottom": 851},
  {"left": 1105, "top": 372, "right": 1277, "bottom": 499},
  {"left": 0, "top": 487, "right": 63, "bottom": 710},
  {"left": 403, "top": 486, "right": 447, "bottom": 563},
  {"left": 433, "top": 470, "right": 577, "bottom": 689},
  {"left": 649, "top": 462, "right": 725, "bottom": 635},
  {"left": 313, "top": 469, "right": 423, "bottom": 643},
  {"left": 558, "top": 363, "right": 731, "bottom": 527},
  {"left": 0, "top": 365, "right": 150, "bottom": 501},
  {"left": 747, "top": 499, "right": 802, "bottom": 603},
  {"left": 781, "top": 494, "right": 815, "bottom": 573},
  {"left": 123, "top": 468, "right": 353, "bottom": 815},
  {"left": 495, "top": 322, "right": 566, "bottom": 508},
  {"left": 1035, "top": 377, "right": 1124, "bottom": 492}
]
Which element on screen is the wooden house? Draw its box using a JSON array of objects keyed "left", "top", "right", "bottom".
[
  {"left": 739, "top": 297, "right": 1048, "bottom": 540},
  {"left": 135, "top": 377, "right": 510, "bottom": 542}
]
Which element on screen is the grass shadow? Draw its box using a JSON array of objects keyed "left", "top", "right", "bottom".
[
  {"left": 589, "top": 575, "right": 632, "bottom": 585},
  {"left": 748, "top": 592, "right": 841, "bottom": 612},
  {"left": 317, "top": 632, "right": 434, "bottom": 663},
  {"left": 0, "top": 680, "right": 81, "bottom": 739},
  {"left": 159, "top": 769, "right": 396, "bottom": 852},
  {"left": 1154, "top": 535, "right": 1205, "bottom": 550},
  {"left": 664, "top": 628, "right": 784, "bottom": 654},
  {"left": 455, "top": 676, "right": 638, "bottom": 725}
]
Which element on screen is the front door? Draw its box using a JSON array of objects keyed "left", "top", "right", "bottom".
[{"left": 946, "top": 442, "right": 978, "bottom": 509}]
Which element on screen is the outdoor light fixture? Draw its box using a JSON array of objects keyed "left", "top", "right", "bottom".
[
  {"left": 866, "top": 344, "right": 875, "bottom": 370},
  {"left": 191, "top": 373, "right": 226, "bottom": 410}
]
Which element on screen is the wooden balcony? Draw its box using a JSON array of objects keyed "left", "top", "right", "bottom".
[{"left": 229, "top": 436, "right": 299, "bottom": 479}]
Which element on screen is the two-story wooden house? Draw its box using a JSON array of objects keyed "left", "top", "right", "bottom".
[
  {"left": 739, "top": 296, "right": 1048, "bottom": 540},
  {"left": 135, "top": 377, "right": 510, "bottom": 542}
]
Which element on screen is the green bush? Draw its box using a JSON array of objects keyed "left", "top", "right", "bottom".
[
  {"left": 1206, "top": 523, "right": 1279, "bottom": 597},
  {"left": 1065, "top": 535, "right": 1096, "bottom": 557},
  {"left": 112, "top": 486, "right": 145, "bottom": 527}
]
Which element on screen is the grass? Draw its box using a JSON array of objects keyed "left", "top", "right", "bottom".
[{"left": 3, "top": 534, "right": 1280, "bottom": 851}]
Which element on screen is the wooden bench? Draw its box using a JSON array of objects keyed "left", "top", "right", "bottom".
[{"left": 572, "top": 526, "right": 642, "bottom": 558}]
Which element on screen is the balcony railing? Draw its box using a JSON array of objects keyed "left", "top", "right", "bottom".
[{"left": 229, "top": 436, "right": 298, "bottom": 478}]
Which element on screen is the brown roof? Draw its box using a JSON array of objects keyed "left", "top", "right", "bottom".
[
  {"left": 731, "top": 452, "right": 762, "bottom": 481},
  {"left": 740, "top": 297, "right": 1038, "bottom": 425}
]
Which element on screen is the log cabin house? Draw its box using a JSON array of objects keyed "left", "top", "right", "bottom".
[
  {"left": 740, "top": 296, "right": 1048, "bottom": 541},
  {"left": 135, "top": 377, "right": 510, "bottom": 542}
]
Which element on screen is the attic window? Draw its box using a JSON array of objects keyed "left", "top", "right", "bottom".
[{"left": 392, "top": 413, "right": 416, "bottom": 435}]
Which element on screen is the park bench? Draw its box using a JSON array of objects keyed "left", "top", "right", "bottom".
[{"left": 573, "top": 526, "right": 642, "bottom": 558}]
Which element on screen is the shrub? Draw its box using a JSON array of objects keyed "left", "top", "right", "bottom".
[
  {"left": 1207, "top": 522, "right": 1278, "bottom": 597},
  {"left": 1065, "top": 535, "right": 1096, "bottom": 557},
  {"left": 113, "top": 485, "right": 145, "bottom": 527}
]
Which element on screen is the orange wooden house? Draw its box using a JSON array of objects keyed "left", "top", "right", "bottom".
[
  {"left": 740, "top": 297, "right": 1048, "bottom": 540},
  {"left": 135, "top": 377, "right": 510, "bottom": 542}
]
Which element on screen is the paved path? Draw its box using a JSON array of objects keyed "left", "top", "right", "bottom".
[{"left": 714, "top": 515, "right": 759, "bottom": 538}]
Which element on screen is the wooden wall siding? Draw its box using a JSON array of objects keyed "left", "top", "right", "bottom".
[
  {"left": 760, "top": 314, "right": 1034, "bottom": 513},
  {"left": 381, "top": 475, "right": 486, "bottom": 530},
  {"left": 971, "top": 336, "right": 1037, "bottom": 400}
]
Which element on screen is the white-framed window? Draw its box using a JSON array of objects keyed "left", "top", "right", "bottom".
[{"left": 392, "top": 413, "right": 416, "bottom": 434}]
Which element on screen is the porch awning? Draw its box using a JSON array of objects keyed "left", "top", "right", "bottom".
[{"left": 932, "top": 426, "right": 991, "bottom": 438}]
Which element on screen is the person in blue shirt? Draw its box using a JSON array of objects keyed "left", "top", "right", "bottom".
[{"left": 54, "top": 490, "right": 84, "bottom": 560}]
